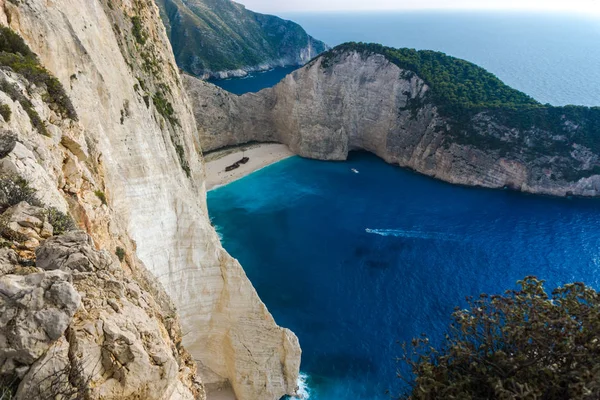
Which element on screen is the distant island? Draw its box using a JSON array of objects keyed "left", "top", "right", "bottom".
[
  {"left": 155, "top": 0, "right": 328, "bottom": 78},
  {"left": 186, "top": 42, "right": 600, "bottom": 197}
]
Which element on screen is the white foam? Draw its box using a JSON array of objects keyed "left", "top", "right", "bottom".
[
  {"left": 211, "top": 221, "right": 224, "bottom": 241},
  {"left": 365, "top": 228, "right": 458, "bottom": 241},
  {"left": 291, "top": 372, "right": 311, "bottom": 399}
]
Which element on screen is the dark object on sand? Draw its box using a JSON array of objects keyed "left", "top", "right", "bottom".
[{"left": 224, "top": 157, "right": 250, "bottom": 172}]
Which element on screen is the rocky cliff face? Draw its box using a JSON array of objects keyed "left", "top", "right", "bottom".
[
  {"left": 185, "top": 50, "right": 600, "bottom": 197},
  {"left": 0, "top": 0, "right": 300, "bottom": 399},
  {"left": 156, "top": 0, "right": 327, "bottom": 79}
]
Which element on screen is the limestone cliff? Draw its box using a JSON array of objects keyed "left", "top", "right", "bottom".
[
  {"left": 0, "top": 0, "right": 300, "bottom": 399},
  {"left": 155, "top": 0, "right": 327, "bottom": 79},
  {"left": 185, "top": 45, "right": 600, "bottom": 197}
]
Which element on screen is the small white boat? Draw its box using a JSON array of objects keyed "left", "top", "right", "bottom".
[{"left": 351, "top": 168, "right": 359, "bottom": 174}]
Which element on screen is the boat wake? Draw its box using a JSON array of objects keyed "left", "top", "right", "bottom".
[{"left": 365, "top": 228, "right": 458, "bottom": 241}]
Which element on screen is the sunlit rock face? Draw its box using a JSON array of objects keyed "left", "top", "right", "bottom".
[
  {"left": 186, "top": 50, "right": 600, "bottom": 198},
  {"left": 0, "top": 0, "right": 301, "bottom": 398}
]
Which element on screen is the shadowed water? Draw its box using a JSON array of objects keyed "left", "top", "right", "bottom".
[{"left": 208, "top": 152, "right": 600, "bottom": 399}]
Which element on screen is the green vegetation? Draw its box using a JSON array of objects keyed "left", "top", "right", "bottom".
[
  {"left": 0, "top": 104, "right": 11, "bottom": 122},
  {"left": 321, "top": 43, "right": 600, "bottom": 180},
  {"left": 153, "top": 91, "right": 179, "bottom": 126},
  {"left": 131, "top": 16, "right": 148, "bottom": 45},
  {"left": 400, "top": 277, "right": 600, "bottom": 399},
  {"left": 0, "top": 377, "right": 16, "bottom": 399},
  {"left": 115, "top": 246, "right": 126, "bottom": 262},
  {"left": 322, "top": 43, "right": 538, "bottom": 109},
  {"left": 154, "top": 0, "right": 327, "bottom": 75},
  {"left": 94, "top": 190, "right": 107, "bottom": 206},
  {"left": 0, "top": 79, "right": 48, "bottom": 136},
  {"left": 0, "top": 27, "right": 77, "bottom": 122},
  {"left": 174, "top": 143, "right": 191, "bottom": 177},
  {"left": 45, "top": 207, "right": 76, "bottom": 235},
  {"left": 0, "top": 173, "right": 41, "bottom": 212}
]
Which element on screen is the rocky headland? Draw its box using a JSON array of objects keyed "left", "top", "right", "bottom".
[
  {"left": 186, "top": 43, "right": 600, "bottom": 197},
  {"left": 155, "top": 0, "right": 328, "bottom": 79}
]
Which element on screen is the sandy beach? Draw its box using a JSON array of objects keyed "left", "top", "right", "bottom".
[{"left": 204, "top": 143, "right": 295, "bottom": 190}]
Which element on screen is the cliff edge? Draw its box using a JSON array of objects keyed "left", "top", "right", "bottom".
[
  {"left": 0, "top": 0, "right": 300, "bottom": 399},
  {"left": 155, "top": 0, "right": 328, "bottom": 79},
  {"left": 186, "top": 43, "right": 600, "bottom": 197}
]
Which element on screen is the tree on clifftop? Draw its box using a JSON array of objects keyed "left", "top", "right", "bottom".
[{"left": 399, "top": 277, "right": 600, "bottom": 399}]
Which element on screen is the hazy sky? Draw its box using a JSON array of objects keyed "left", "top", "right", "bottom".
[{"left": 236, "top": 0, "right": 600, "bottom": 14}]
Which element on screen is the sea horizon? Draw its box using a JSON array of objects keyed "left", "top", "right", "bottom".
[{"left": 211, "top": 11, "right": 600, "bottom": 107}]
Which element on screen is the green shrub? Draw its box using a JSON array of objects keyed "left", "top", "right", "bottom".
[
  {"left": 131, "top": 16, "right": 147, "bottom": 45},
  {"left": 0, "top": 378, "right": 16, "bottom": 400},
  {"left": 0, "top": 27, "right": 77, "bottom": 121},
  {"left": 0, "top": 26, "right": 35, "bottom": 58},
  {"left": 115, "top": 246, "right": 126, "bottom": 262},
  {"left": 94, "top": 190, "right": 107, "bottom": 206},
  {"left": 399, "top": 277, "right": 600, "bottom": 399},
  {"left": 152, "top": 92, "right": 179, "bottom": 126},
  {"left": 0, "top": 173, "right": 41, "bottom": 211},
  {"left": 45, "top": 207, "right": 76, "bottom": 235},
  {"left": 0, "top": 103, "right": 11, "bottom": 122},
  {"left": 0, "top": 79, "right": 48, "bottom": 136},
  {"left": 322, "top": 43, "right": 538, "bottom": 110},
  {"left": 320, "top": 44, "right": 600, "bottom": 167}
]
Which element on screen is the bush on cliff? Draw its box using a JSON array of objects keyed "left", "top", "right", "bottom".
[
  {"left": 322, "top": 43, "right": 600, "bottom": 161},
  {"left": 0, "top": 173, "right": 41, "bottom": 212},
  {"left": 0, "top": 26, "right": 77, "bottom": 122},
  {"left": 321, "top": 42, "right": 539, "bottom": 110},
  {"left": 399, "top": 277, "right": 600, "bottom": 399}
]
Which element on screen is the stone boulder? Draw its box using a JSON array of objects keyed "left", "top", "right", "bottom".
[
  {"left": 0, "top": 269, "right": 81, "bottom": 377},
  {"left": 35, "top": 231, "right": 113, "bottom": 273},
  {"left": 0, "top": 202, "right": 53, "bottom": 250},
  {"left": 17, "top": 231, "right": 203, "bottom": 399},
  {"left": 0, "top": 248, "right": 18, "bottom": 276}
]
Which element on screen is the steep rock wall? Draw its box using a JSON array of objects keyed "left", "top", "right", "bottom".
[
  {"left": 155, "top": 0, "right": 327, "bottom": 79},
  {"left": 186, "top": 51, "right": 600, "bottom": 197},
  {"left": 0, "top": 0, "right": 300, "bottom": 398}
]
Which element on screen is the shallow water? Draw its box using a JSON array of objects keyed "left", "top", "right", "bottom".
[{"left": 208, "top": 152, "right": 600, "bottom": 399}]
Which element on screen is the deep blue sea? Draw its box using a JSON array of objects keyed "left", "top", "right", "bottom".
[
  {"left": 208, "top": 153, "right": 600, "bottom": 399},
  {"left": 207, "top": 66, "right": 298, "bottom": 95},
  {"left": 211, "top": 12, "right": 600, "bottom": 106},
  {"left": 206, "top": 11, "right": 600, "bottom": 400}
]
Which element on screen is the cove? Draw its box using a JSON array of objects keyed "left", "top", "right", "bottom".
[
  {"left": 207, "top": 152, "right": 600, "bottom": 399},
  {"left": 207, "top": 66, "right": 299, "bottom": 95}
]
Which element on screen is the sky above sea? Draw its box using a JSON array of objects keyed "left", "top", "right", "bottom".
[
  {"left": 236, "top": 0, "right": 600, "bottom": 14},
  {"left": 215, "top": 11, "right": 600, "bottom": 107}
]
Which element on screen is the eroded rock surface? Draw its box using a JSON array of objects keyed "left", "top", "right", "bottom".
[
  {"left": 0, "top": 0, "right": 302, "bottom": 397},
  {"left": 186, "top": 51, "right": 600, "bottom": 197},
  {"left": 15, "top": 231, "right": 203, "bottom": 400}
]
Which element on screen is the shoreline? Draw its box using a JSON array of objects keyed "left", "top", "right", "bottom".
[{"left": 204, "top": 143, "right": 295, "bottom": 190}]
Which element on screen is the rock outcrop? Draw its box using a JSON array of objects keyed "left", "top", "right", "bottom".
[
  {"left": 155, "top": 0, "right": 327, "bottom": 79},
  {"left": 0, "top": 0, "right": 301, "bottom": 398},
  {"left": 185, "top": 47, "right": 600, "bottom": 197},
  {"left": 14, "top": 231, "right": 202, "bottom": 400}
]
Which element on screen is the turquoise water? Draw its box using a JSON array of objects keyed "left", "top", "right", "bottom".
[
  {"left": 206, "top": 11, "right": 600, "bottom": 399},
  {"left": 214, "top": 12, "right": 600, "bottom": 106},
  {"left": 208, "top": 153, "right": 600, "bottom": 399}
]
